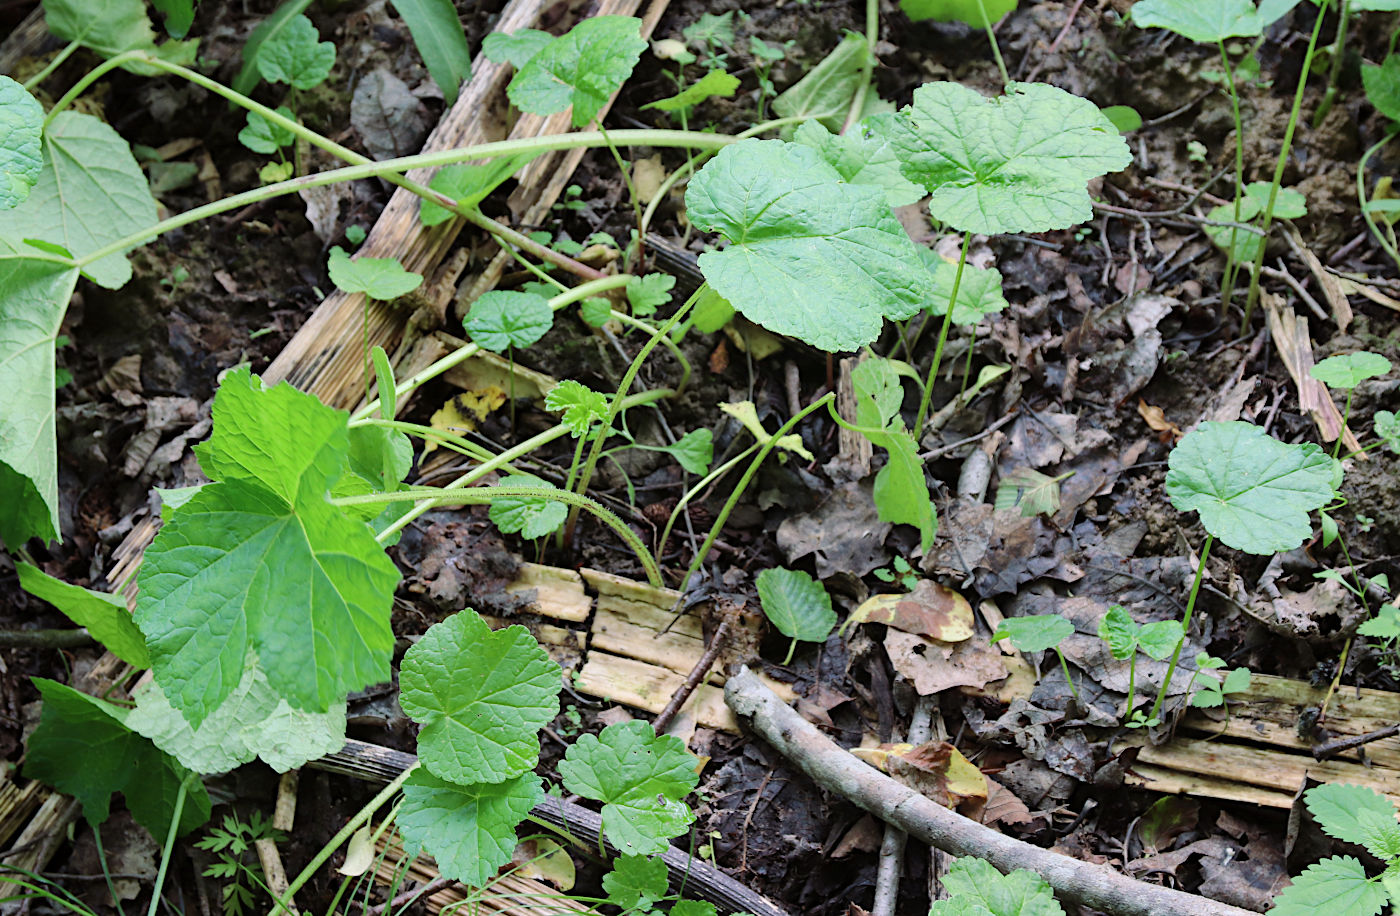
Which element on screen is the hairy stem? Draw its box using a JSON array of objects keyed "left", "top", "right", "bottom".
[{"left": 147, "top": 775, "right": 193, "bottom": 916}]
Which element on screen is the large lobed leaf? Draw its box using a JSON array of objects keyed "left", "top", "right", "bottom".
[
  {"left": 1164, "top": 421, "right": 1335, "bottom": 555},
  {"left": 136, "top": 368, "right": 402, "bottom": 727},
  {"left": 687, "top": 139, "right": 932, "bottom": 352},
  {"left": 396, "top": 769, "right": 542, "bottom": 887},
  {"left": 885, "top": 81, "right": 1132, "bottom": 235},
  {"left": 507, "top": 17, "right": 646, "bottom": 128},
  {"left": 792, "top": 116, "right": 925, "bottom": 208}
]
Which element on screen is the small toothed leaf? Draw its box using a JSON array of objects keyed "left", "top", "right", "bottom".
[
  {"left": 256, "top": 14, "right": 335, "bottom": 90},
  {"left": 397, "top": 769, "right": 542, "bottom": 886},
  {"left": 488, "top": 474, "right": 569, "bottom": 539},
  {"left": 327, "top": 247, "right": 423, "bottom": 300},
  {"left": 463, "top": 290, "right": 553, "bottom": 352}
]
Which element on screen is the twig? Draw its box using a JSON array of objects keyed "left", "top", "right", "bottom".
[
  {"left": 919, "top": 410, "right": 1017, "bottom": 460},
  {"left": 723, "top": 667, "right": 1258, "bottom": 916},
  {"left": 1021, "top": 0, "right": 1087, "bottom": 83},
  {"left": 1312, "top": 723, "right": 1400, "bottom": 760},
  {"left": 256, "top": 772, "right": 299, "bottom": 916},
  {"left": 653, "top": 616, "right": 733, "bottom": 734}
]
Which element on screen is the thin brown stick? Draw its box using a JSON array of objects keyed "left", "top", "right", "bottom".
[
  {"left": 1312, "top": 723, "right": 1400, "bottom": 761},
  {"left": 652, "top": 616, "right": 732, "bottom": 734},
  {"left": 724, "top": 667, "right": 1258, "bottom": 916}
]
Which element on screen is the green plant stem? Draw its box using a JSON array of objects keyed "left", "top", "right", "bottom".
[
  {"left": 598, "top": 125, "right": 646, "bottom": 269},
  {"left": 351, "top": 275, "right": 631, "bottom": 421},
  {"left": 1335, "top": 389, "right": 1354, "bottom": 459},
  {"left": 1055, "top": 648, "right": 1082, "bottom": 706},
  {"left": 1241, "top": 0, "right": 1333, "bottom": 328},
  {"left": 1314, "top": 0, "right": 1350, "bottom": 127},
  {"left": 914, "top": 234, "right": 972, "bottom": 433},
  {"left": 350, "top": 418, "right": 498, "bottom": 464},
  {"left": 1357, "top": 131, "right": 1400, "bottom": 270},
  {"left": 678, "top": 394, "right": 834, "bottom": 589},
  {"left": 978, "top": 0, "right": 1011, "bottom": 89},
  {"left": 843, "top": 0, "right": 881, "bottom": 132},
  {"left": 563, "top": 290, "right": 701, "bottom": 546},
  {"left": 656, "top": 443, "right": 760, "bottom": 556},
  {"left": 89, "top": 827, "right": 127, "bottom": 916},
  {"left": 1149, "top": 534, "right": 1214, "bottom": 722},
  {"left": 21, "top": 39, "right": 81, "bottom": 91},
  {"left": 272, "top": 764, "right": 419, "bottom": 916},
  {"left": 147, "top": 775, "right": 193, "bottom": 916},
  {"left": 1217, "top": 39, "right": 1248, "bottom": 316},
  {"left": 1125, "top": 655, "right": 1137, "bottom": 720}
]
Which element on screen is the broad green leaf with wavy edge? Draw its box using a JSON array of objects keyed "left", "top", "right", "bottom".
[
  {"left": 481, "top": 29, "right": 553, "bottom": 68},
  {"left": 558, "top": 720, "right": 699, "bottom": 856},
  {"left": 688, "top": 139, "right": 931, "bottom": 352},
  {"left": 489, "top": 474, "right": 568, "bottom": 539},
  {"left": 127, "top": 654, "right": 346, "bottom": 774},
  {"left": 390, "top": 0, "right": 472, "bottom": 105},
  {"left": 0, "top": 242, "right": 76, "bottom": 547},
  {"left": 992, "top": 614, "right": 1073, "bottom": 654},
  {"left": 327, "top": 247, "right": 422, "bottom": 301},
  {"left": 24, "top": 678, "right": 211, "bottom": 836},
  {"left": 16, "top": 563, "right": 148, "bottom": 667},
  {"left": 643, "top": 69, "right": 741, "bottom": 112},
  {"left": 0, "top": 77, "right": 43, "bottom": 210},
  {"left": 886, "top": 81, "right": 1132, "bottom": 235},
  {"left": 419, "top": 156, "right": 531, "bottom": 227},
  {"left": 1310, "top": 351, "right": 1393, "bottom": 390},
  {"left": 545, "top": 380, "right": 608, "bottom": 437},
  {"left": 238, "top": 106, "right": 296, "bottom": 154},
  {"left": 507, "top": 17, "right": 646, "bottom": 128},
  {"left": 900, "top": 0, "right": 1017, "bottom": 27},
  {"left": 398, "top": 769, "right": 542, "bottom": 886},
  {"left": 1128, "top": 0, "right": 1265, "bottom": 42},
  {"left": 792, "top": 116, "right": 925, "bottom": 208},
  {"left": 4, "top": 112, "right": 158, "bottom": 289},
  {"left": 1268, "top": 856, "right": 1386, "bottom": 916},
  {"left": 604, "top": 855, "right": 669, "bottom": 910},
  {"left": 852, "top": 359, "right": 937, "bottom": 551},
  {"left": 399, "top": 610, "right": 561, "bottom": 784},
  {"left": 1306, "top": 783, "right": 1400, "bottom": 856},
  {"left": 922, "top": 251, "right": 1009, "bottom": 325},
  {"left": 136, "top": 368, "right": 400, "bottom": 726},
  {"left": 756, "top": 567, "right": 837, "bottom": 647},
  {"left": 256, "top": 14, "right": 335, "bottom": 90},
  {"left": 1164, "top": 421, "right": 1336, "bottom": 555},
  {"left": 929, "top": 858, "right": 1063, "bottom": 916},
  {"left": 463, "top": 290, "right": 553, "bottom": 352}
]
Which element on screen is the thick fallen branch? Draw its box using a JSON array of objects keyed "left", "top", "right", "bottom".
[{"left": 723, "top": 667, "right": 1260, "bottom": 916}]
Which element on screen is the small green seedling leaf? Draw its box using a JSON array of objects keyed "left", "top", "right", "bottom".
[
  {"left": 238, "top": 106, "right": 297, "bottom": 155},
  {"left": 327, "top": 247, "right": 423, "bottom": 300},
  {"left": 772, "top": 31, "right": 875, "bottom": 132},
  {"left": 1101, "top": 105, "right": 1143, "bottom": 133},
  {"left": 1138, "top": 620, "right": 1185, "bottom": 661},
  {"left": 16, "top": 563, "right": 149, "bottom": 667},
  {"left": 420, "top": 155, "right": 531, "bottom": 227},
  {"left": 558, "top": 720, "right": 699, "bottom": 856},
  {"left": 900, "top": 0, "right": 1018, "bottom": 27},
  {"left": 1364, "top": 53, "right": 1400, "bottom": 123},
  {"left": 400, "top": 610, "right": 561, "bottom": 784},
  {"left": 1310, "top": 351, "right": 1393, "bottom": 390},
  {"left": 1360, "top": 604, "right": 1400, "bottom": 640},
  {"left": 994, "top": 468, "right": 1070, "bottom": 518},
  {"left": 1306, "top": 783, "right": 1400, "bottom": 856},
  {"left": 991, "top": 614, "right": 1074, "bottom": 654},
  {"left": 234, "top": 1, "right": 315, "bottom": 93},
  {"left": 928, "top": 857, "right": 1063, "bottom": 916},
  {"left": 1098, "top": 604, "right": 1140, "bottom": 660},
  {"left": 464, "top": 290, "right": 553, "bottom": 352},
  {"left": 1128, "top": 0, "right": 1265, "bottom": 42},
  {"left": 924, "top": 241, "right": 1016, "bottom": 325},
  {"left": 657, "top": 428, "right": 713, "bottom": 475},
  {"left": 604, "top": 854, "right": 670, "bottom": 910},
  {"left": 508, "top": 17, "right": 646, "bottom": 127},
  {"left": 25, "top": 678, "right": 211, "bottom": 836},
  {"left": 670, "top": 902, "right": 717, "bottom": 916},
  {"left": 256, "top": 14, "right": 335, "bottom": 90},
  {"left": 720, "top": 401, "right": 814, "bottom": 460},
  {"left": 688, "top": 139, "right": 931, "bottom": 352},
  {"left": 6, "top": 111, "right": 159, "bottom": 289},
  {"left": 126, "top": 658, "right": 346, "bottom": 774},
  {"left": 481, "top": 29, "right": 554, "bottom": 68},
  {"left": 1164, "top": 421, "right": 1336, "bottom": 555},
  {"left": 489, "top": 474, "right": 568, "bottom": 539},
  {"left": 627, "top": 273, "right": 676, "bottom": 317},
  {"left": 682, "top": 12, "right": 734, "bottom": 49},
  {"left": 887, "top": 81, "right": 1132, "bottom": 235},
  {"left": 397, "top": 770, "right": 542, "bottom": 886},
  {"left": 1269, "top": 855, "right": 1386, "bottom": 916},
  {"left": 1244, "top": 182, "right": 1307, "bottom": 220},
  {"left": 792, "top": 116, "right": 925, "bottom": 208},
  {"left": 1375, "top": 411, "right": 1400, "bottom": 454},
  {"left": 756, "top": 567, "right": 837, "bottom": 664},
  {"left": 691, "top": 287, "right": 735, "bottom": 333},
  {"left": 0, "top": 77, "right": 43, "bottom": 210},
  {"left": 644, "top": 69, "right": 742, "bottom": 112},
  {"left": 579, "top": 297, "right": 613, "bottom": 327},
  {"left": 390, "top": 0, "right": 473, "bottom": 105},
  {"left": 546, "top": 380, "right": 609, "bottom": 438}
]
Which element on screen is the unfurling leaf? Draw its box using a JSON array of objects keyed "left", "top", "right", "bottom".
[
  {"left": 327, "top": 247, "right": 423, "bottom": 300},
  {"left": 851, "top": 359, "right": 938, "bottom": 551}
]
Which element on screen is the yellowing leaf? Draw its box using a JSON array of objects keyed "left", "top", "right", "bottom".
[
  {"left": 719, "top": 401, "right": 813, "bottom": 460},
  {"left": 424, "top": 389, "right": 507, "bottom": 454},
  {"left": 887, "top": 741, "right": 988, "bottom": 815},
  {"left": 848, "top": 580, "right": 973, "bottom": 641}
]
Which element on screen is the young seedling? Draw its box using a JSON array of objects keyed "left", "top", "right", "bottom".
[
  {"left": 873, "top": 556, "right": 920, "bottom": 591},
  {"left": 756, "top": 567, "right": 838, "bottom": 665},
  {"left": 1097, "top": 604, "right": 1184, "bottom": 727},
  {"left": 462, "top": 289, "right": 554, "bottom": 430},
  {"left": 1309, "top": 350, "right": 1394, "bottom": 458},
  {"left": 1189, "top": 652, "right": 1251, "bottom": 710},
  {"left": 990, "top": 614, "right": 1081, "bottom": 707},
  {"left": 1268, "top": 782, "right": 1400, "bottom": 914}
]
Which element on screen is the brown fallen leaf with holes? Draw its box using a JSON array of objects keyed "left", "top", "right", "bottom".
[
  {"left": 854, "top": 741, "right": 988, "bottom": 818},
  {"left": 846, "top": 579, "right": 974, "bottom": 641},
  {"left": 1137, "top": 398, "right": 1182, "bottom": 442}
]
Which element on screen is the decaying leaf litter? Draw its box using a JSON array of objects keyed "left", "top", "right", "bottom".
[{"left": 3, "top": 0, "right": 1400, "bottom": 914}]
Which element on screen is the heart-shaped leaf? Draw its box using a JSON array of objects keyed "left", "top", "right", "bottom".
[
  {"left": 991, "top": 614, "right": 1073, "bottom": 654},
  {"left": 1310, "top": 351, "right": 1393, "bottom": 390},
  {"left": 463, "top": 290, "right": 553, "bottom": 352},
  {"left": 327, "top": 247, "right": 423, "bottom": 300}
]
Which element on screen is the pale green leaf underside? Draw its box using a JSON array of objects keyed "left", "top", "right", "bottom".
[
  {"left": 1267, "top": 856, "right": 1386, "bottom": 916},
  {"left": 398, "top": 770, "right": 542, "bottom": 887},
  {"left": 771, "top": 31, "right": 873, "bottom": 132},
  {"left": 756, "top": 567, "right": 837, "bottom": 644},
  {"left": 5, "top": 111, "right": 159, "bottom": 288},
  {"left": 127, "top": 655, "right": 346, "bottom": 774},
  {"left": 887, "top": 81, "right": 1132, "bottom": 235},
  {"left": 44, "top": 0, "right": 158, "bottom": 60},
  {"left": 399, "top": 610, "right": 561, "bottom": 785},
  {"left": 688, "top": 139, "right": 931, "bottom": 352},
  {"left": 1164, "top": 421, "right": 1335, "bottom": 554},
  {"left": 16, "top": 563, "right": 149, "bottom": 667},
  {"left": 0, "top": 242, "right": 77, "bottom": 546},
  {"left": 0, "top": 76, "right": 44, "bottom": 209},
  {"left": 507, "top": 16, "right": 646, "bottom": 127},
  {"left": 1128, "top": 0, "right": 1264, "bottom": 43}
]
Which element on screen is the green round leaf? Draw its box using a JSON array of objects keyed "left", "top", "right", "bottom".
[
  {"left": 399, "top": 610, "right": 561, "bottom": 784},
  {"left": 1164, "top": 421, "right": 1336, "bottom": 555},
  {"left": 603, "top": 854, "right": 669, "bottom": 910},
  {"left": 327, "top": 247, "right": 423, "bottom": 300},
  {"left": 1101, "top": 104, "right": 1143, "bottom": 134},
  {"left": 756, "top": 567, "right": 837, "bottom": 645},
  {"left": 1310, "top": 351, "right": 1393, "bottom": 390},
  {"left": 1137, "top": 620, "right": 1185, "bottom": 661},
  {"left": 1128, "top": 0, "right": 1265, "bottom": 43},
  {"left": 558, "top": 720, "right": 698, "bottom": 856},
  {"left": 257, "top": 14, "right": 335, "bottom": 90},
  {"left": 0, "top": 76, "right": 44, "bottom": 210},
  {"left": 990, "top": 614, "right": 1073, "bottom": 654},
  {"left": 420, "top": 155, "right": 530, "bottom": 227},
  {"left": 397, "top": 769, "right": 543, "bottom": 887},
  {"left": 507, "top": 17, "right": 646, "bottom": 128},
  {"left": 237, "top": 106, "right": 297, "bottom": 155},
  {"left": 488, "top": 474, "right": 569, "bottom": 539},
  {"left": 463, "top": 290, "right": 553, "bottom": 352}
]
